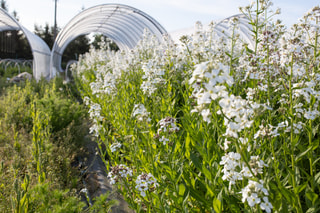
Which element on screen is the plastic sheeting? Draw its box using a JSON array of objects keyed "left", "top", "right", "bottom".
[
  {"left": 214, "top": 14, "right": 254, "bottom": 49},
  {"left": 170, "top": 14, "right": 254, "bottom": 49},
  {"left": 51, "top": 4, "right": 168, "bottom": 77},
  {"left": 0, "top": 8, "right": 51, "bottom": 80}
]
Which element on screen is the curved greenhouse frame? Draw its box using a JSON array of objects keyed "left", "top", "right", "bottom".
[
  {"left": 51, "top": 4, "right": 168, "bottom": 77},
  {"left": 0, "top": 8, "right": 51, "bottom": 80},
  {"left": 213, "top": 14, "right": 254, "bottom": 49},
  {"left": 170, "top": 14, "right": 254, "bottom": 49}
]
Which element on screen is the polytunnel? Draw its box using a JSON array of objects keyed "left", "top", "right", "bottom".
[
  {"left": 0, "top": 8, "right": 51, "bottom": 80},
  {"left": 51, "top": 4, "right": 168, "bottom": 77},
  {"left": 213, "top": 14, "right": 254, "bottom": 49},
  {"left": 170, "top": 14, "right": 254, "bottom": 49}
]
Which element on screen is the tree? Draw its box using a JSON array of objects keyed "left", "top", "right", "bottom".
[
  {"left": 1, "top": 0, "right": 8, "bottom": 11},
  {"left": 62, "top": 35, "right": 90, "bottom": 68},
  {"left": 91, "top": 34, "right": 119, "bottom": 51},
  {"left": 34, "top": 23, "right": 56, "bottom": 48}
]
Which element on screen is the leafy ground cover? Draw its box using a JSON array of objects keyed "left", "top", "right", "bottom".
[
  {"left": 74, "top": 0, "right": 320, "bottom": 212},
  {"left": 0, "top": 76, "right": 117, "bottom": 212}
]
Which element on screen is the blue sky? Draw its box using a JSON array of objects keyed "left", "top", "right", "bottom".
[{"left": 6, "top": 0, "right": 320, "bottom": 33}]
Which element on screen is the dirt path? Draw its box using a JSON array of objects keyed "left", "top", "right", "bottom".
[{"left": 79, "top": 136, "right": 135, "bottom": 212}]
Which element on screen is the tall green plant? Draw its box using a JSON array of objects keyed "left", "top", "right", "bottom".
[
  {"left": 75, "top": 1, "right": 320, "bottom": 212},
  {"left": 31, "top": 102, "right": 50, "bottom": 184}
]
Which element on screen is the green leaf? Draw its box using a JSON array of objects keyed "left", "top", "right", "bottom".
[
  {"left": 213, "top": 198, "right": 222, "bottom": 213},
  {"left": 178, "top": 183, "right": 186, "bottom": 196},
  {"left": 188, "top": 186, "right": 210, "bottom": 208},
  {"left": 314, "top": 171, "right": 320, "bottom": 185},
  {"left": 279, "top": 185, "right": 294, "bottom": 205},
  {"left": 306, "top": 208, "right": 316, "bottom": 213},
  {"left": 269, "top": 181, "right": 282, "bottom": 210},
  {"left": 305, "top": 190, "right": 319, "bottom": 205},
  {"left": 294, "top": 182, "right": 307, "bottom": 194},
  {"left": 185, "top": 133, "right": 191, "bottom": 159},
  {"left": 202, "top": 164, "right": 212, "bottom": 180},
  {"left": 295, "top": 145, "right": 313, "bottom": 162},
  {"left": 190, "top": 153, "right": 202, "bottom": 171},
  {"left": 205, "top": 184, "right": 214, "bottom": 197}
]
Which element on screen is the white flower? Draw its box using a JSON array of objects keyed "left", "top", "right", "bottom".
[
  {"left": 80, "top": 188, "right": 88, "bottom": 194},
  {"left": 135, "top": 173, "right": 159, "bottom": 197},
  {"left": 108, "top": 164, "right": 133, "bottom": 185},
  {"left": 247, "top": 193, "right": 261, "bottom": 207},
  {"left": 158, "top": 117, "right": 179, "bottom": 133},
  {"left": 89, "top": 122, "right": 103, "bottom": 137},
  {"left": 201, "top": 109, "right": 211, "bottom": 123},
  {"left": 132, "top": 104, "right": 151, "bottom": 122},
  {"left": 241, "top": 166, "right": 253, "bottom": 178},
  {"left": 241, "top": 180, "right": 271, "bottom": 210},
  {"left": 220, "top": 152, "right": 242, "bottom": 188},
  {"left": 110, "top": 142, "right": 122, "bottom": 152},
  {"left": 260, "top": 197, "right": 273, "bottom": 213},
  {"left": 159, "top": 136, "right": 169, "bottom": 145},
  {"left": 304, "top": 109, "right": 319, "bottom": 120}
]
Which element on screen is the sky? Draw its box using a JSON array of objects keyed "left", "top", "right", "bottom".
[{"left": 4, "top": 0, "right": 320, "bottom": 33}]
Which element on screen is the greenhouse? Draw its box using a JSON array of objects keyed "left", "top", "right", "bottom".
[
  {"left": 50, "top": 3, "right": 168, "bottom": 78},
  {"left": 0, "top": 4, "right": 253, "bottom": 80},
  {"left": 0, "top": 8, "right": 51, "bottom": 80},
  {"left": 171, "top": 14, "right": 254, "bottom": 49},
  {"left": 1, "top": 4, "right": 255, "bottom": 80}
]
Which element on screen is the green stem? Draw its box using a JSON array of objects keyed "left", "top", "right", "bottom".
[
  {"left": 308, "top": 119, "right": 314, "bottom": 191},
  {"left": 254, "top": 0, "right": 259, "bottom": 55},
  {"left": 289, "top": 55, "right": 302, "bottom": 211},
  {"left": 229, "top": 25, "right": 236, "bottom": 77},
  {"left": 307, "top": 19, "right": 318, "bottom": 192}
]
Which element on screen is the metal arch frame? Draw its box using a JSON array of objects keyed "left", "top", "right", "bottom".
[
  {"left": 0, "top": 58, "right": 33, "bottom": 73},
  {"left": 0, "top": 8, "right": 51, "bottom": 80},
  {"left": 213, "top": 14, "right": 254, "bottom": 49},
  {"left": 170, "top": 14, "right": 254, "bottom": 50},
  {"left": 51, "top": 4, "right": 168, "bottom": 77}
]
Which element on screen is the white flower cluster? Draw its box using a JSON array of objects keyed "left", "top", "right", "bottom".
[
  {"left": 189, "top": 61, "right": 233, "bottom": 123},
  {"left": 88, "top": 103, "right": 103, "bottom": 121},
  {"left": 292, "top": 81, "right": 320, "bottom": 123},
  {"left": 275, "top": 120, "right": 304, "bottom": 134},
  {"left": 83, "top": 97, "right": 104, "bottom": 137},
  {"left": 241, "top": 180, "right": 273, "bottom": 213},
  {"left": 219, "top": 152, "right": 243, "bottom": 187},
  {"left": 108, "top": 164, "right": 133, "bottom": 185},
  {"left": 220, "top": 152, "right": 268, "bottom": 189},
  {"left": 110, "top": 142, "right": 122, "bottom": 153},
  {"left": 132, "top": 104, "right": 151, "bottom": 122},
  {"left": 135, "top": 173, "right": 159, "bottom": 197},
  {"left": 156, "top": 117, "right": 180, "bottom": 145},
  {"left": 254, "top": 123, "right": 280, "bottom": 139},
  {"left": 141, "top": 59, "right": 166, "bottom": 96},
  {"left": 218, "top": 94, "right": 254, "bottom": 139},
  {"left": 158, "top": 117, "right": 180, "bottom": 133}
]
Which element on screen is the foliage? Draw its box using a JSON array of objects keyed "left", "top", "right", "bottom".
[
  {"left": 0, "top": 76, "right": 114, "bottom": 212},
  {"left": 1, "top": 0, "right": 8, "bottom": 11},
  {"left": 75, "top": 1, "right": 320, "bottom": 212},
  {"left": 0, "top": 30, "right": 33, "bottom": 59},
  {"left": 34, "top": 23, "right": 57, "bottom": 49},
  {"left": 0, "top": 0, "right": 32, "bottom": 59},
  {"left": 91, "top": 34, "right": 119, "bottom": 52}
]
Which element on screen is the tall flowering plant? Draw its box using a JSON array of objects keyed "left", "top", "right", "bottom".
[{"left": 74, "top": 1, "right": 320, "bottom": 212}]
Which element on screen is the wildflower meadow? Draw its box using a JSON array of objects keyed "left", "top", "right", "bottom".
[{"left": 74, "top": 0, "right": 320, "bottom": 212}]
